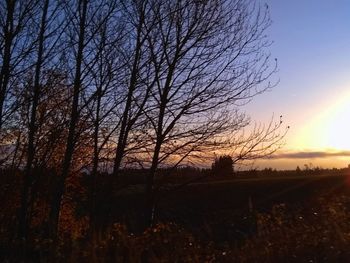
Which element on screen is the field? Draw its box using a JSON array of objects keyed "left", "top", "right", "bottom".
[
  {"left": 2, "top": 171, "right": 350, "bottom": 262},
  {"left": 79, "top": 172, "right": 350, "bottom": 262},
  {"left": 105, "top": 174, "right": 350, "bottom": 236}
]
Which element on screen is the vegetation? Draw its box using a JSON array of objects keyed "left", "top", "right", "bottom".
[
  {"left": 1, "top": 168, "right": 350, "bottom": 261},
  {"left": 212, "top": 155, "right": 234, "bottom": 177},
  {"left": 4, "top": 0, "right": 339, "bottom": 262}
]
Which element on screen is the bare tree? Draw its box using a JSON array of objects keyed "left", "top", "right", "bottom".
[
  {"left": 17, "top": 0, "right": 69, "bottom": 240},
  {"left": 0, "top": 0, "right": 288, "bottom": 242},
  {"left": 0, "top": 0, "right": 39, "bottom": 133},
  {"left": 48, "top": 0, "right": 123, "bottom": 238},
  {"left": 48, "top": 0, "right": 89, "bottom": 238},
  {"left": 128, "top": 0, "right": 281, "bottom": 226},
  {"left": 18, "top": 0, "right": 50, "bottom": 240},
  {"left": 82, "top": 1, "right": 124, "bottom": 235},
  {"left": 230, "top": 116, "right": 289, "bottom": 165},
  {"left": 110, "top": 0, "right": 156, "bottom": 177}
]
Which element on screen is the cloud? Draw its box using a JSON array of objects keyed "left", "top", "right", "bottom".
[{"left": 265, "top": 151, "right": 350, "bottom": 160}]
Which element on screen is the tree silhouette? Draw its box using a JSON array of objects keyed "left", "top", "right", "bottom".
[
  {"left": 212, "top": 155, "right": 234, "bottom": 177},
  {"left": 0, "top": 0, "right": 287, "bottom": 240}
]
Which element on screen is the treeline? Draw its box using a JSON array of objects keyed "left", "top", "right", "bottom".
[
  {"left": 235, "top": 166, "right": 350, "bottom": 177},
  {"left": 0, "top": 0, "right": 286, "bottom": 245}
]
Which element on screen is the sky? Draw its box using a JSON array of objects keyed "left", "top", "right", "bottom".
[{"left": 244, "top": 0, "right": 350, "bottom": 169}]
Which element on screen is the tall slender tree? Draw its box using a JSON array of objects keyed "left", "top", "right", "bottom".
[
  {"left": 19, "top": 0, "right": 50, "bottom": 240},
  {"left": 111, "top": 0, "right": 156, "bottom": 177},
  {"left": 0, "top": 0, "right": 38, "bottom": 132},
  {"left": 49, "top": 0, "right": 89, "bottom": 238}
]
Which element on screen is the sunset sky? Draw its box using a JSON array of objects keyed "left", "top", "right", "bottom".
[{"left": 246, "top": 0, "right": 350, "bottom": 169}]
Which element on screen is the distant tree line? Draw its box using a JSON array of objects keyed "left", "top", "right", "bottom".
[{"left": 0, "top": 0, "right": 287, "bottom": 245}]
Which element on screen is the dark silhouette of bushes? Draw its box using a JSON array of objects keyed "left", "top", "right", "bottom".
[{"left": 212, "top": 155, "right": 234, "bottom": 177}]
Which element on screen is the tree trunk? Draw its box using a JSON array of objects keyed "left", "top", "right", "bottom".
[
  {"left": 112, "top": 7, "right": 146, "bottom": 177},
  {"left": 0, "top": 0, "right": 15, "bottom": 130},
  {"left": 145, "top": 141, "right": 162, "bottom": 228},
  {"left": 49, "top": 0, "right": 88, "bottom": 239},
  {"left": 19, "top": 0, "right": 49, "bottom": 240},
  {"left": 90, "top": 83, "right": 101, "bottom": 236}
]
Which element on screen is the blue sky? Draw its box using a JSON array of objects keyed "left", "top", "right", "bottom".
[{"left": 245, "top": 0, "right": 350, "bottom": 169}]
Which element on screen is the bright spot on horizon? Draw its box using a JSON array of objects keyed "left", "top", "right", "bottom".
[{"left": 292, "top": 90, "right": 350, "bottom": 151}]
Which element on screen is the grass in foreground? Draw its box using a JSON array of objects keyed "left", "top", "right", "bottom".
[{"left": 2, "top": 194, "right": 350, "bottom": 262}]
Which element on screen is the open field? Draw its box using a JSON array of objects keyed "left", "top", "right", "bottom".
[
  {"left": 98, "top": 174, "right": 350, "bottom": 237},
  {"left": 2, "top": 171, "right": 350, "bottom": 262}
]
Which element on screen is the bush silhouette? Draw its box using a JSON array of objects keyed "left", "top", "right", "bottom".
[{"left": 211, "top": 155, "right": 234, "bottom": 177}]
